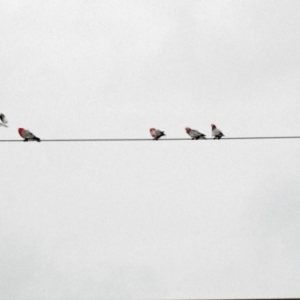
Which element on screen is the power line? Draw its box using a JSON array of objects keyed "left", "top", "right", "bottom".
[{"left": 1, "top": 136, "right": 300, "bottom": 142}]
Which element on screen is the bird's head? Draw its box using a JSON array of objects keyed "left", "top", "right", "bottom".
[
  {"left": 149, "top": 128, "right": 155, "bottom": 133},
  {"left": 185, "top": 127, "right": 191, "bottom": 133},
  {"left": 18, "top": 128, "right": 24, "bottom": 134},
  {"left": 211, "top": 124, "right": 216, "bottom": 130}
]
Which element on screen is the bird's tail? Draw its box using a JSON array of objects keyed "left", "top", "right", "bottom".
[
  {"left": 161, "top": 132, "right": 166, "bottom": 136},
  {"left": 35, "top": 137, "right": 41, "bottom": 142}
]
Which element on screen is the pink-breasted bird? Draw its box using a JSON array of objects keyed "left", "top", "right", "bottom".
[
  {"left": 211, "top": 124, "right": 224, "bottom": 139},
  {"left": 149, "top": 128, "right": 166, "bottom": 140},
  {"left": 0, "top": 113, "right": 8, "bottom": 127},
  {"left": 18, "top": 128, "right": 41, "bottom": 142},
  {"left": 185, "top": 127, "right": 206, "bottom": 140}
]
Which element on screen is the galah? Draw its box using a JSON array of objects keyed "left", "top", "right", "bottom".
[
  {"left": 185, "top": 127, "right": 206, "bottom": 140},
  {"left": 0, "top": 113, "right": 8, "bottom": 127},
  {"left": 18, "top": 128, "right": 41, "bottom": 142},
  {"left": 211, "top": 124, "right": 224, "bottom": 139},
  {"left": 149, "top": 128, "right": 166, "bottom": 140}
]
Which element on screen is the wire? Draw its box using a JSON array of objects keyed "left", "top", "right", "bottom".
[{"left": 1, "top": 136, "right": 300, "bottom": 142}]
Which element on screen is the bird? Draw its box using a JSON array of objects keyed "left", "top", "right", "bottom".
[
  {"left": 149, "top": 128, "right": 166, "bottom": 140},
  {"left": 0, "top": 113, "right": 8, "bottom": 127},
  {"left": 18, "top": 128, "right": 41, "bottom": 142},
  {"left": 185, "top": 127, "right": 206, "bottom": 140},
  {"left": 211, "top": 124, "right": 224, "bottom": 139}
]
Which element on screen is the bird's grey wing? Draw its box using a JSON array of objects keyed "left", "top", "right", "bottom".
[
  {"left": 189, "top": 130, "right": 198, "bottom": 137},
  {"left": 213, "top": 128, "right": 222, "bottom": 136},
  {"left": 193, "top": 130, "right": 205, "bottom": 137},
  {"left": 24, "top": 130, "right": 35, "bottom": 139}
]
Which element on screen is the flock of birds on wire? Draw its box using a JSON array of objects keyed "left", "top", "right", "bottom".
[
  {"left": 150, "top": 125, "right": 224, "bottom": 140},
  {"left": 0, "top": 112, "right": 224, "bottom": 142}
]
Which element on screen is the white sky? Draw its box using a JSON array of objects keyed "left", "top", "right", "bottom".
[{"left": 1, "top": 0, "right": 300, "bottom": 299}]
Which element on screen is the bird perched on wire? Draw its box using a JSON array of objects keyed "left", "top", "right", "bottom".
[
  {"left": 149, "top": 128, "right": 166, "bottom": 140},
  {"left": 0, "top": 113, "right": 8, "bottom": 127},
  {"left": 18, "top": 128, "right": 41, "bottom": 142},
  {"left": 185, "top": 127, "right": 206, "bottom": 140},
  {"left": 211, "top": 124, "right": 224, "bottom": 139}
]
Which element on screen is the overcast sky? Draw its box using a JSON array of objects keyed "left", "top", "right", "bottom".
[{"left": 1, "top": 0, "right": 300, "bottom": 299}]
